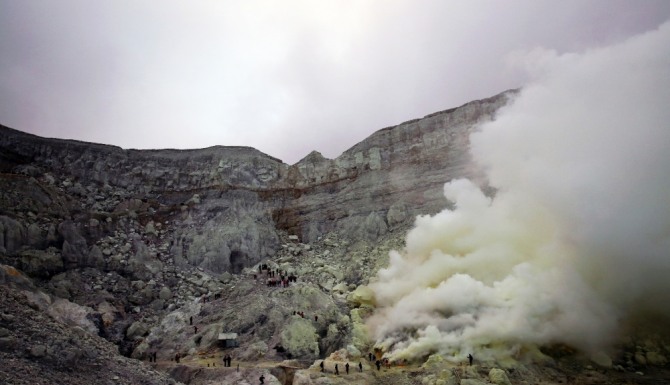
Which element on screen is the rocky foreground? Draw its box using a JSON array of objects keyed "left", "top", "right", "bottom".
[{"left": 0, "top": 226, "right": 670, "bottom": 385}]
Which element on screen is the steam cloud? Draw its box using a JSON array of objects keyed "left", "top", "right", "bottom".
[{"left": 368, "top": 22, "right": 670, "bottom": 363}]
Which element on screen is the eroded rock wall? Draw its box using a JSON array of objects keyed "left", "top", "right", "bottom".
[{"left": 0, "top": 90, "right": 515, "bottom": 276}]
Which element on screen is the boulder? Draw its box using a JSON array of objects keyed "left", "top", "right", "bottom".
[
  {"left": 646, "top": 352, "right": 668, "bottom": 366},
  {"left": 17, "top": 249, "right": 63, "bottom": 277},
  {"left": 590, "top": 351, "right": 612, "bottom": 368},
  {"left": 126, "top": 321, "right": 150, "bottom": 340},
  {"left": 159, "top": 286, "right": 172, "bottom": 301},
  {"left": 46, "top": 298, "right": 99, "bottom": 335},
  {"left": 86, "top": 245, "right": 106, "bottom": 270},
  {"left": 58, "top": 221, "right": 88, "bottom": 268},
  {"left": 0, "top": 216, "right": 26, "bottom": 255},
  {"left": 635, "top": 352, "right": 647, "bottom": 366},
  {"left": 0, "top": 264, "right": 35, "bottom": 290},
  {"left": 423, "top": 354, "right": 448, "bottom": 371},
  {"left": 347, "top": 286, "right": 375, "bottom": 307},
  {"left": 129, "top": 287, "right": 154, "bottom": 306},
  {"left": 489, "top": 368, "right": 512, "bottom": 385},
  {"left": 280, "top": 318, "right": 319, "bottom": 359},
  {"left": 387, "top": 201, "right": 409, "bottom": 227}
]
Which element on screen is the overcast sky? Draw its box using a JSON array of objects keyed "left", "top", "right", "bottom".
[{"left": 1, "top": 1, "right": 669, "bottom": 164}]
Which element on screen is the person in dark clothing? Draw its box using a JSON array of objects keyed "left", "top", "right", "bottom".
[
  {"left": 359, "top": 361, "right": 363, "bottom": 372},
  {"left": 194, "top": 326, "right": 198, "bottom": 334},
  {"left": 375, "top": 360, "right": 381, "bottom": 371},
  {"left": 259, "top": 374, "right": 265, "bottom": 384},
  {"left": 468, "top": 353, "right": 474, "bottom": 366},
  {"left": 190, "top": 316, "right": 193, "bottom": 325},
  {"left": 175, "top": 353, "right": 180, "bottom": 363},
  {"left": 345, "top": 362, "right": 349, "bottom": 374},
  {"left": 369, "top": 352, "right": 374, "bottom": 361},
  {"left": 335, "top": 364, "right": 339, "bottom": 375}
]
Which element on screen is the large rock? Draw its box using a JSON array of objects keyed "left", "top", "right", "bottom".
[
  {"left": 46, "top": 298, "right": 99, "bottom": 335},
  {"left": 280, "top": 318, "right": 319, "bottom": 359},
  {"left": 646, "top": 351, "right": 668, "bottom": 366},
  {"left": 489, "top": 368, "right": 512, "bottom": 385},
  {"left": 126, "top": 321, "right": 150, "bottom": 340},
  {"left": 347, "top": 286, "right": 375, "bottom": 307},
  {"left": 0, "top": 216, "right": 26, "bottom": 255},
  {"left": 17, "top": 249, "right": 63, "bottom": 277},
  {"left": 0, "top": 264, "right": 35, "bottom": 290},
  {"left": 58, "top": 221, "right": 88, "bottom": 268}
]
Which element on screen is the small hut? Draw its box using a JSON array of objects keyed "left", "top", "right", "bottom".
[{"left": 218, "top": 332, "right": 239, "bottom": 348}]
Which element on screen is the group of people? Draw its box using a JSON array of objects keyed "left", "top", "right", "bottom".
[
  {"left": 222, "top": 354, "right": 233, "bottom": 367},
  {"left": 291, "top": 310, "right": 317, "bottom": 321},
  {"left": 255, "top": 264, "right": 298, "bottom": 288},
  {"left": 319, "top": 360, "right": 363, "bottom": 374}
]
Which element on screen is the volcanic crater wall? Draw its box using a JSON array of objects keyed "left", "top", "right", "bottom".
[{"left": 0, "top": 90, "right": 514, "bottom": 275}]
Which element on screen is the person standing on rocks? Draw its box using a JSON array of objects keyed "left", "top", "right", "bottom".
[
  {"left": 359, "top": 362, "right": 363, "bottom": 372},
  {"left": 468, "top": 353, "right": 473, "bottom": 366},
  {"left": 345, "top": 362, "right": 349, "bottom": 374},
  {"left": 335, "top": 364, "right": 339, "bottom": 375},
  {"left": 259, "top": 374, "right": 265, "bottom": 384},
  {"left": 375, "top": 360, "right": 381, "bottom": 371}
]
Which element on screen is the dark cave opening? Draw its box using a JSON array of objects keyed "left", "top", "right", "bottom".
[{"left": 229, "top": 250, "right": 246, "bottom": 274}]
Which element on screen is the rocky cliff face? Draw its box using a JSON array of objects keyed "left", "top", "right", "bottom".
[{"left": 0, "top": 89, "right": 514, "bottom": 277}]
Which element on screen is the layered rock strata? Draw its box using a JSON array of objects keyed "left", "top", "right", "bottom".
[{"left": 0, "top": 90, "right": 514, "bottom": 276}]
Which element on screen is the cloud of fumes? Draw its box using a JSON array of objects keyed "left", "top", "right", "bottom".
[{"left": 367, "top": 22, "right": 670, "bottom": 363}]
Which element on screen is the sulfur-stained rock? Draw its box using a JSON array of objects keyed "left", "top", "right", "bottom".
[
  {"left": 489, "top": 368, "right": 512, "bottom": 385},
  {"left": 646, "top": 352, "right": 668, "bottom": 366},
  {"left": 280, "top": 318, "right": 319, "bottom": 359},
  {"left": 347, "top": 286, "right": 375, "bottom": 307}
]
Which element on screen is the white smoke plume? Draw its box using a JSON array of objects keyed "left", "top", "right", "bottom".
[{"left": 368, "top": 22, "right": 670, "bottom": 364}]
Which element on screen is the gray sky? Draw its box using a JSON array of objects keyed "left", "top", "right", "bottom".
[{"left": 1, "top": 1, "right": 669, "bottom": 164}]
